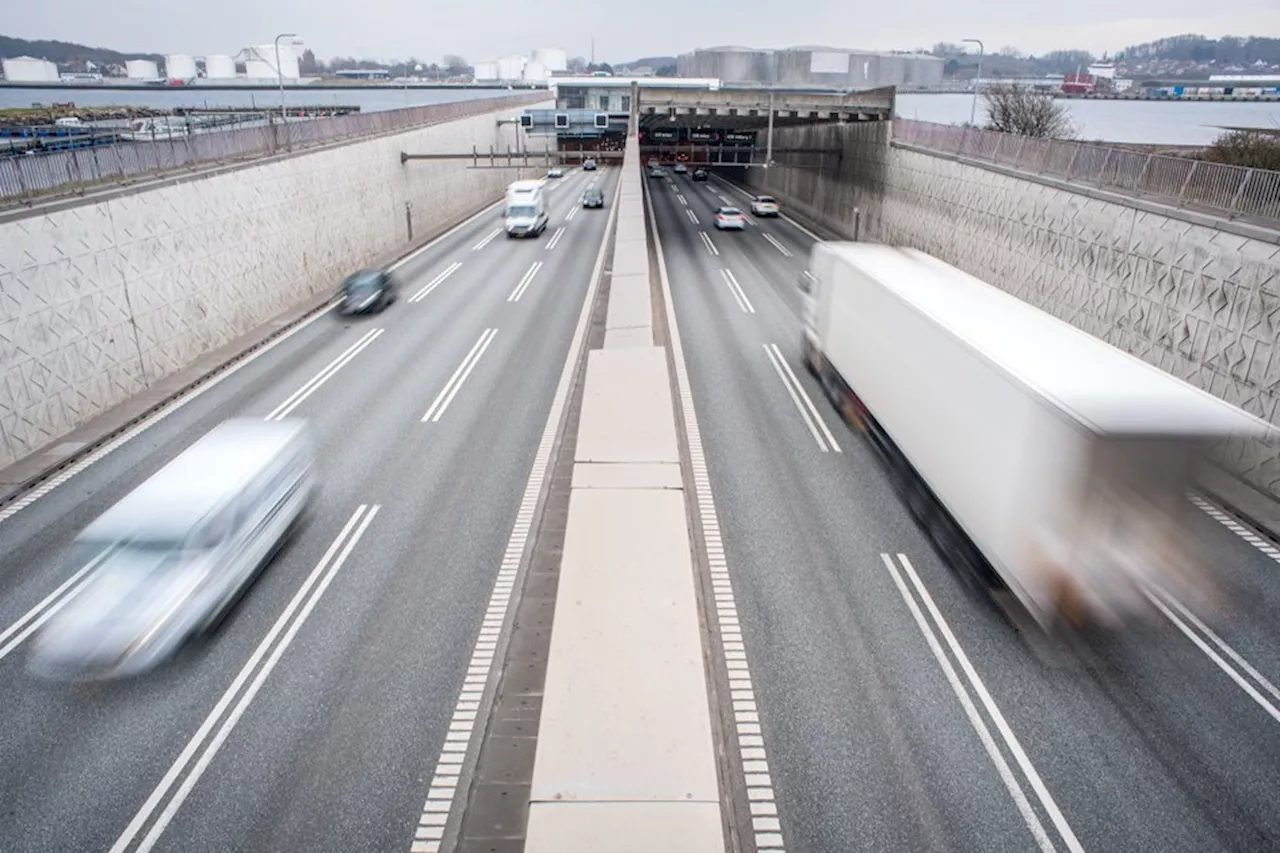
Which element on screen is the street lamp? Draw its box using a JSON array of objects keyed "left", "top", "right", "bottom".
[
  {"left": 962, "top": 38, "right": 984, "bottom": 126},
  {"left": 274, "top": 33, "right": 301, "bottom": 122}
]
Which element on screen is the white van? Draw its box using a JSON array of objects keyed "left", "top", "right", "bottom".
[
  {"left": 505, "top": 179, "right": 549, "bottom": 238},
  {"left": 28, "top": 419, "right": 316, "bottom": 681}
]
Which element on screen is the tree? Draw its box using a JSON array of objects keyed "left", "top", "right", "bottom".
[
  {"left": 298, "top": 48, "right": 323, "bottom": 75},
  {"left": 1202, "top": 130, "right": 1280, "bottom": 171},
  {"left": 1039, "top": 49, "right": 1094, "bottom": 73},
  {"left": 442, "top": 55, "right": 469, "bottom": 74},
  {"left": 998, "top": 46, "right": 1023, "bottom": 59},
  {"left": 568, "top": 56, "right": 587, "bottom": 73},
  {"left": 656, "top": 63, "right": 677, "bottom": 76},
  {"left": 983, "top": 85, "right": 1075, "bottom": 138}
]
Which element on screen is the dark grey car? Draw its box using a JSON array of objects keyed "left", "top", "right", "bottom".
[
  {"left": 582, "top": 187, "right": 605, "bottom": 209},
  {"left": 339, "top": 269, "right": 397, "bottom": 315}
]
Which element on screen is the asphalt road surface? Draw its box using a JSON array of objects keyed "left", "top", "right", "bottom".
[{"left": 0, "top": 165, "right": 618, "bottom": 853}]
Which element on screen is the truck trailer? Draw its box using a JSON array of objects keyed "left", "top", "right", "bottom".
[{"left": 800, "top": 242, "right": 1273, "bottom": 629}]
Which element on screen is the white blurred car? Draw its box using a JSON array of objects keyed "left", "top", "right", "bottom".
[
  {"left": 547, "top": 167, "right": 564, "bottom": 178},
  {"left": 714, "top": 207, "right": 746, "bottom": 230},
  {"left": 750, "top": 195, "right": 780, "bottom": 217},
  {"left": 674, "top": 163, "right": 688, "bottom": 174}
]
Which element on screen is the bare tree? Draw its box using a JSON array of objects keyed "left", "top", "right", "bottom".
[{"left": 982, "top": 84, "right": 1075, "bottom": 138}]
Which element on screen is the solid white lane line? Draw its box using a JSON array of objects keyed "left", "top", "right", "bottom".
[
  {"left": 410, "top": 262, "right": 462, "bottom": 304},
  {"left": 880, "top": 554, "right": 1058, "bottom": 853},
  {"left": 768, "top": 344, "right": 839, "bottom": 451},
  {"left": 0, "top": 549, "right": 110, "bottom": 662},
  {"left": 893, "top": 553, "right": 1085, "bottom": 853},
  {"left": 1146, "top": 587, "right": 1280, "bottom": 723},
  {"left": 110, "top": 505, "right": 379, "bottom": 853},
  {"left": 763, "top": 344, "right": 829, "bottom": 452},
  {"left": 264, "top": 328, "right": 384, "bottom": 421},
  {"left": 721, "top": 269, "right": 756, "bottom": 315},
  {"left": 646, "top": 178, "right": 787, "bottom": 853},
  {"left": 420, "top": 330, "right": 498, "bottom": 424},
  {"left": 699, "top": 231, "right": 720, "bottom": 257},
  {"left": 545, "top": 227, "right": 567, "bottom": 251},
  {"left": 687, "top": 209, "right": 700, "bottom": 225},
  {"left": 408, "top": 164, "right": 623, "bottom": 853},
  {"left": 762, "top": 233, "right": 794, "bottom": 257},
  {"left": 508, "top": 261, "right": 543, "bottom": 303},
  {"left": 0, "top": 296, "right": 341, "bottom": 525},
  {"left": 472, "top": 228, "right": 501, "bottom": 251}
]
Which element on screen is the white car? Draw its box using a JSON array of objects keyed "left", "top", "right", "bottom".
[
  {"left": 714, "top": 207, "right": 746, "bottom": 230},
  {"left": 547, "top": 167, "right": 564, "bottom": 178},
  {"left": 750, "top": 195, "right": 780, "bottom": 217},
  {"left": 673, "top": 163, "right": 688, "bottom": 174}
]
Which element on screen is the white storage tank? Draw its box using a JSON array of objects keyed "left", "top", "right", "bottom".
[
  {"left": 472, "top": 61, "right": 499, "bottom": 81},
  {"left": 532, "top": 48, "right": 567, "bottom": 73},
  {"left": 498, "top": 55, "right": 526, "bottom": 82},
  {"left": 1, "top": 56, "right": 60, "bottom": 82},
  {"left": 126, "top": 59, "right": 160, "bottom": 80},
  {"left": 523, "top": 61, "right": 548, "bottom": 83},
  {"left": 164, "top": 54, "right": 197, "bottom": 81},
  {"left": 245, "top": 44, "right": 298, "bottom": 79},
  {"left": 204, "top": 54, "right": 236, "bottom": 79}
]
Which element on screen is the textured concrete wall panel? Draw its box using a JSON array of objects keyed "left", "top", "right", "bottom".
[
  {"left": 0, "top": 100, "right": 551, "bottom": 469},
  {"left": 744, "top": 121, "right": 1280, "bottom": 498}
]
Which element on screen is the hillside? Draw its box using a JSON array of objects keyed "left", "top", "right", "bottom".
[{"left": 0, "top": 34, "right": 161, "bottom": 66}]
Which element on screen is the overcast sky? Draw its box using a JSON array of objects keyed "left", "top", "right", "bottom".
[{"left": 6, "top": 0, "right": 1280, "bottom": 63}]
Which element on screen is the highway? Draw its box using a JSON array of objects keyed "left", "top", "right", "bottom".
[
  {"left": 0, "top": 165, "right": 617, "bottom": 853},
  {"left": 647, "top": 169, "right": 1280, "bottom": 852}
]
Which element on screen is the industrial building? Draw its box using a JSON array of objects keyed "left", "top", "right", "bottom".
[
  {"left": 1, "top": 56, "right": 60, "bottom": 82},
  {"left": 474, "top": 48, "right": 568, "bottom": 84},
  {"left": 125, "top": 59, "right": 160, "bottom": 80},
  {"left": 676, "top": 46, "right": 943, "bottom": 90}
]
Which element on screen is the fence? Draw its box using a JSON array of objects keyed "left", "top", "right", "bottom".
[
  {"left": 893, "top": 118, "right": 1280, "bottom": 227},
  {"left": 0, "top": 91, "right": 549, "bottom": 207}
]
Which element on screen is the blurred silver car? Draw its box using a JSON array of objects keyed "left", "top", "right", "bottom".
[{"left": 28, "top": 419, "right": 315, "bottom": 681}]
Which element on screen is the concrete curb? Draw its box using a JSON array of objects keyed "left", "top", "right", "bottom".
[{"left": 0, "top": 192, "right": 502, "bottom": 512}]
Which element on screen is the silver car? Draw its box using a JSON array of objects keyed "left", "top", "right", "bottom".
[{"left": 28, "top": 419, "right": 315, "bottom": 681}]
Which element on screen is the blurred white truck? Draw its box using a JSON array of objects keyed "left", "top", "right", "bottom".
[
  {"left": 504, "top": 179, "right": 548, "bottom": 238},
  {"left": 799, "top": 242, "right": 1273, "bottom": 629}
]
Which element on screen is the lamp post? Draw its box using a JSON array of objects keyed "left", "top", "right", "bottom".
[
  {"left": 274, "top": 33, "right": 299, "bottom": 122},
  {"left": 962, "top": 38, "right": 984, "bottom": 126}
]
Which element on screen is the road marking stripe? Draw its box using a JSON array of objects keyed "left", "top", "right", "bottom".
[
  {"left": 884, "top": 553, "right": 1083, "bottom": 853},
  {"left": 566, "top": 206, "right": 579, "bottom": 221},
  {"left": 720, "top": 269, "right": 756, "bottom": 315},
  {"left": 762, "top": 233, "right": 793, "bottom": 257},
  {"left": 1145, "top": 585, "right": 1280, "bottom": 723},
  {"left": 545, "top": 226, "right": 566, "bottom": 251},
  {"left": 687, "top": 208, "right": 700, "bottom": 225},
  {"left": 0, "top": 549, "right": 111, "bottom": 662},
  {"left": 407, "top": 160, "right": 623, "bottom": 853},
  {"left": 420, "top": 329, "right": 498, "bottom": 423},
  {"left": 677, "top": 194, "right": 688, "bottom": 206},
  {"left": 409, "top": 262, "right": 463, "bottom": 304},
  {"left": 472, "top": 228, "right": 501, "bottom": 251},
  {"left": 508, "top": 261, "right": 544, "bottom": 303},
  {"left": 646, "top": 175, "right": 787, "bottom": 852},
  {"left": 264, "top": 328, "right": 384, "bottom": 421},
  {"left": 710, "top": 173, "right": 823, "bottom": 242},
  {"left": 698, "top": 231, "right": 720, "bottom": 257},
  {"left": 762, "top": 344, "right": 842, "bottom": 453},
  {"left": 1189, "top": 494, "right": 1280, "bottom": 563},
  {"left": 110, "top": 504, "right": 380, "bottom": 853}
]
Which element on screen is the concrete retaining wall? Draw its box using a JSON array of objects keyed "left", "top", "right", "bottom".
[
  {"left": 0, "top": 99, "right": 552, "bottom": 469},
  {"left": 741, "top": 121, "right": 1280, "bottom": 499}
]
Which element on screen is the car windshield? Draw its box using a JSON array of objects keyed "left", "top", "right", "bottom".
[
  {"left": 585, "top": 191, "right": 602, "bottom": 200},
  {"left": 345, "top": 273, "right": 381, "bottom": 292},
  {"left": 508, "top": 205, "right": 537, "bottom": 218},
  {"left": 758, "top": 197, "right": 777, "bottom": 204},
  {"left": 720, "top": 208, "right": 742, "bottom": 216}
]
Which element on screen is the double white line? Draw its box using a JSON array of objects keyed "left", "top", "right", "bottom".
[
  {"left": 686, "top": 209, "right": 700, "bottom": 225},
  {"left": 763, "top": 343, "right": 840, "bottom": 452},
  {"left": 721, "top": 269, "right": 756, "bottom": 314},
  {"left": 421, "top": 329, "right": 498, "bottom": 423},
  {"left": 545, "top": 227, "right": 566, "bottom": 251},
  {"left": 566, "top": 206, "right": 579, "bottom": 221},
  {"left": 410, "top": 262, "right": 462, "bottom": 304},
  {"left": 677, "top": 193, "right": 688, "bottom": 206},
  {"left": 109, "top": 505, "right": 380, "bottom": 853},
  {"left": 698, "top": 231, "right": 720, "bottom": 257},
  {"left": 881, "top": 552, "right": 1083, "bottom": 853},
  {"left": 762, "top": 233, "right": 793, "bottom": 257},
  {"left": 508, "top": 261, "right": 543, "bottom": 303},
  {"left": 472, "top": 228, "right": 501, "bottom": 251},
  {"left": 0, "top": 549, "right": 112, "bottom": 663},
  {"left": 264, "top": 328, "right": 384, "bottom": 421}
]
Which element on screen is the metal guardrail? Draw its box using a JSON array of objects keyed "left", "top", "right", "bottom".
[
  {"left": 0, "top": 91, "right": 550, "bottom": 207},
  {"left": 893, "top": 118, "right": 1280, "bottom": 226}
]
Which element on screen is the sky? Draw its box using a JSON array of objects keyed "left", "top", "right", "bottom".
[{"left": 6, "top": 0, "right": 1280, "bottom": 63}]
